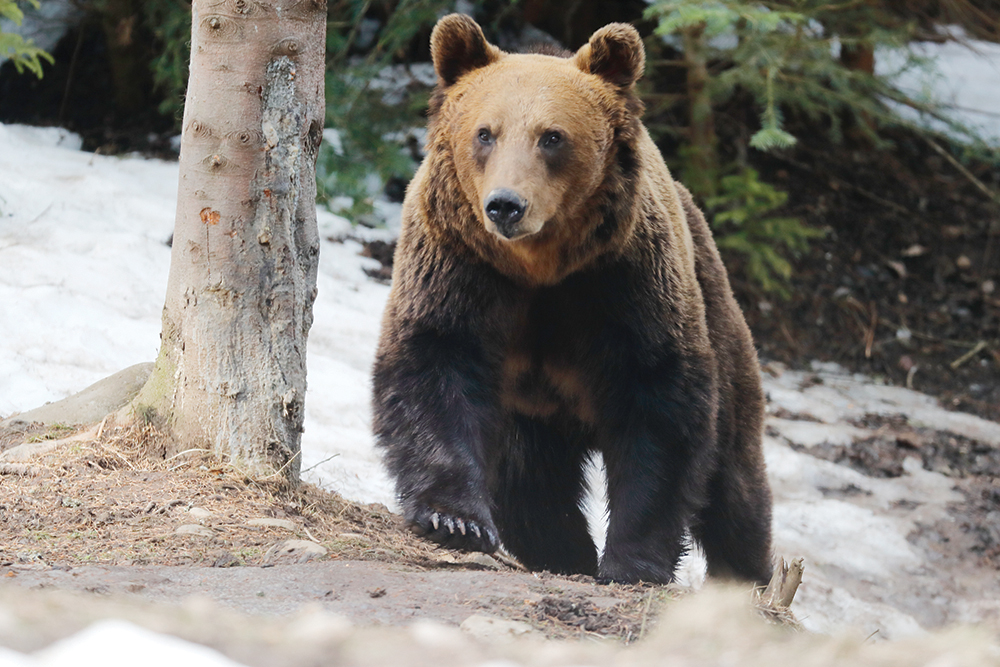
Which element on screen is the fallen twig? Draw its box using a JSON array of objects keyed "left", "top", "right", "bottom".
[
  {"left": 0, "top": 425, "right": 99, "bottom": 463},
  {"left": 877, "top": 317, "right": 994, "bottom": 349},
  {"left": 300, "top": 452, "right": 341, "bottom": 474},
  {"left": 761, "top": 557, "right": 805, "bottom": 609},
  {"left": 302, "top": 524, "right": 323, "bottom": 545},
  {"left": 865, "top": 302, "right": 878, "bottom": 359},
  {"left": 163, "top": 448, "right": 211, "bottom": 464},
  {"left": 775, "top": 154, "right": 911, "bottom": 215},
  {"left": 924, "top": 137, "right": 1000, "bottom": 204},
  {"left": 638, "top": 588, "right": 656, "bottom": 640},
  {"left": 950, "top": 340, "right": 988, "bottom": 369}
]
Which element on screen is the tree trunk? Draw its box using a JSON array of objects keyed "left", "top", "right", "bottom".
[
  {"left": 840, "top": 43, "right": 875, "bottom": 75},
  {"left": 682, "top": 23, "right": 717, "bottom": 197},
  {"left": 97, "top": 0, "right": 150, "bottom": 116},
  {"left": 131, "top": 0, "right": 327, "bottom": 482},
  {"left": 841, "top": 42, "right": 876, "bottom": 137}
]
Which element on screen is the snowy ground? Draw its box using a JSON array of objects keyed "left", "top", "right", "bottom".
[
  {"left": 877, "top": 29, "right": 1000, "bottom": 144},
  {"left": 2, "top": 123, "right": 1000, "bottom": 664}
]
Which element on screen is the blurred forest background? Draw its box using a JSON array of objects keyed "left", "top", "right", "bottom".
[{"left": 1, "top": 0, "right": 998, "bottom": 420}]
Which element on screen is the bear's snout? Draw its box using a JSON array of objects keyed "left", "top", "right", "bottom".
[{"left": 484, "top": 188, "right": 528, "bottom": 238}]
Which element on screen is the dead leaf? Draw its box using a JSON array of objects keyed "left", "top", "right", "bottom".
[{"left": 885, "top": 260, "right": 907, "bottom": 278}]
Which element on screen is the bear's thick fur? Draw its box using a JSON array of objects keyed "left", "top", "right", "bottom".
[{"left": 372, "top": 14, "right": 773, "bottom": 584}]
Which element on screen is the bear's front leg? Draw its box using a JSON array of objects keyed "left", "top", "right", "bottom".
[
  {"left": 372, "top": 318, "right": 503, "bottom": 554},
  {"left": 598, "top": 354, "right": 719, "bottom": 584}
]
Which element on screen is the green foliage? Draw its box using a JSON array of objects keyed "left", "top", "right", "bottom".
[
  {"left": 141, "top": 0, "right": 191, "bottom": 120},
  {"left": 645, "top": 0, "right": 984, "bottom": 149},
  {"left": 643, "top": 0, "right": 997, "bottom": 289},
  {"left": 0, "top": 0, "right": 54, "bottom": 78},
  {"left": 706, "top": 168, "right": 824, "bottom": 295},
  {"left": 319, "top": 0, "right": 453, "bottom": 218},
  {"left": 749, "top": 66, "right": 796, "bottom": 151}
]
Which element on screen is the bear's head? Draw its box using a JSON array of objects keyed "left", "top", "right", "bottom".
[{"left": 426, "top": 15, "right": 645, "bottom": 282}]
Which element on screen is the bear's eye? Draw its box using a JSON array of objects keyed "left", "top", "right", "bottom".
[
  {"left": 477, "top": 128, "right": 493, "bottom": 144},
  {"left": 540, "top": 131, "right": 563, "bottom": 148}
]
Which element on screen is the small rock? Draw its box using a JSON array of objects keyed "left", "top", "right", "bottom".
[
  {"left": 956, "top": 255, "right": 972, "bottom": 270},
  {"left": 460, "top": 615, "right": 537, "bottom": 643},
  {"left": 246, "top": 517, "right": 296, "bottom": 531},
  {"left": 188, "top": 507, "right": 213, "bottom": 520},
  {"left": 175, "top": 524, "right": 215, "bottom": 538},
  {"left": 368, "top": 587, "right": 387, "bottom": 598},
  {"left": 263, "top": 540, "right": 326, "bottom": 564},
  {"left": 212, "top": 552, "right": 241, "bottom": 568}
]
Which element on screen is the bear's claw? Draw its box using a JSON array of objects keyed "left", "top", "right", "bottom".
[{"left": 409, "top": 506, "right": 498, "bottom": 553}]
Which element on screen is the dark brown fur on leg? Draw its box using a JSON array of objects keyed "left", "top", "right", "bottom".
[
  {"left": 488, "top": 415, "right": 598, "bottom": 576},
  {"left": 678, "top": 183, "right": 773, "bottom": 584}
]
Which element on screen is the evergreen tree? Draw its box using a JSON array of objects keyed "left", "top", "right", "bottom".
[
  {"left": 646, "top": 0, "right": 996, "bottom": 168},
  {"left": 644, "top": 0, "right": 999, "bottom": 292},
  {"left": 0, "top": 0, "right": 53, "bottom": 77}
]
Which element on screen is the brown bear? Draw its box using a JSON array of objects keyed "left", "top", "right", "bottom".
[{"left": 372, "top": 14, "right": 773, "bottom": 584}]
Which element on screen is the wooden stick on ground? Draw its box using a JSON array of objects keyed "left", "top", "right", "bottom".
[
  {"left": 950, "top": 340, "right": 988, "bottom": 369},
  {"left": 761, "top": 557, "right": 805, "bottom": 609},
  {"left": 924, "top": 137, "right": 1000, "bottom": 205}
]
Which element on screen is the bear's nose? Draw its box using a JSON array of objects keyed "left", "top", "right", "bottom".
[{"left": 484, "top": 189, "right": 527, "bottom": 237}]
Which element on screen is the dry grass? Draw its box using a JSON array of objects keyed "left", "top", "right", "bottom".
[{"left": 0, "top": 421, "right": 450, "bottom": 570}]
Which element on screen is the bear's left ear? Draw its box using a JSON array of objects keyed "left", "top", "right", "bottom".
[
  {"left": 431, "top": 14, "right": 502, "bottom": 87},
  {"left": 574, "top": 23, "right": 645, "bottom": 89}
]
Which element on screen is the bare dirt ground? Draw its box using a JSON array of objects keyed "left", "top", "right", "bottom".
[{"left": 0, "top": 422, "right": 674, "bottom": 643}]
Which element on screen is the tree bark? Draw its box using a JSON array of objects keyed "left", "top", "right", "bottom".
[
  {"left": 682, "top": 23, "right": 717, "bottom": 197},
  {"left": 131, "top": 0, "right": 327, "bottom": 481},
  {"left": 840, "top": 43, "right": 875, "bottom": 75},
  {"left": 97, "top": 0, "right": 151, "bottom": 116},
  {"left": 841, "top": 41, "right": 876, "bottom": 137}
]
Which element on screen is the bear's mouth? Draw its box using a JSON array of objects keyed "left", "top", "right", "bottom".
[
  {"left": 483, "top": 210, "right": 549, "bottom": 243},
  {"left": 487, "top": 223, "right": 539, "bottom": 242}
]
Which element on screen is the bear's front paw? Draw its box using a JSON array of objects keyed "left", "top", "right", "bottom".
[{"left": 407, "top": 505, "right": 499, "bottom": 554}]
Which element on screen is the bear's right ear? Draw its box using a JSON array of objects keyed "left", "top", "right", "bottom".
[{"left": 431, "top": 14, "right": 502, "bottom": 87}]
